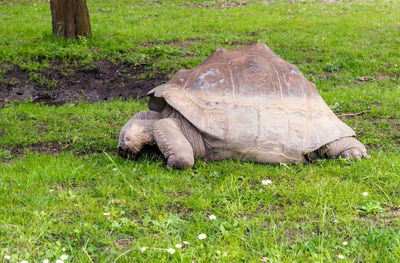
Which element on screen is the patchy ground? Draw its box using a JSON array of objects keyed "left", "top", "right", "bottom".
[
  {"left": 0, "top": 60, "right": 170, "bottom": 107},
  {"left": 3, "top": 140, "right": 162, "bottom": 161}
]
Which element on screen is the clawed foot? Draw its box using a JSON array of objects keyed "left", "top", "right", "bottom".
[
  {"left": 319, "top": 136, "right": 370, "bottom": 161},
  {"left": 339, "top": 147, "right": 370, "bottom": 160}
]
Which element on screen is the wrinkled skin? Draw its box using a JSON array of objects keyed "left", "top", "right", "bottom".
[
  {"left": 118, "top": 106, "right": 205, "bottom": 169},
  {"left": 117, "top": 111, "right": 162, "bottom": 159}
]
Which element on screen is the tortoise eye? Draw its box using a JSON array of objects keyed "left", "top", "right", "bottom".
[{"left": 125, "top": 136, "right": 131, "bottom": 141}]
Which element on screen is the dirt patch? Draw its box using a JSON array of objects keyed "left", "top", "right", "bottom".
[
  {"left": 142, "top": 38, "right": 204, "bottom": 50},
  {"left": 7, "top": 142, "right": 69, "bottom": 157},
  {"left": 356, "top": 73, "right": 398, "bottom": 83},
  {"left": 165, "top": 201, "right": 194, "bottom": 218},
  {"left": 113, "top": 239, "right": 132, "bottom": 250},
  {"left": 1, "top": 141, "right": 72, "bottom": 161},
  {"left": 357, "top": 208, "right": 400, "bottom": 224},
  {"left": 182, "top": 1, "right": 251, "bottom": 9},
  {"left": 287, "top": 0, "right": 350, "bottom": 3},
  {"left": 0, "top": 59, "right": 170, "bottom": 107},
  {"left": 380, "top": 209, "right": 400, "bottom": 224},
  {"left": 2, "top": 141, "right": 162, "bottom": 162},
  {"left": 307, "top": 71, "right": 334, "bottom": 80},
  {"left": 225, "top": 40, "right": 258, "bottom": 46},
  {"left": 167, "top": 190, "right": 190, "bottom": 198}
]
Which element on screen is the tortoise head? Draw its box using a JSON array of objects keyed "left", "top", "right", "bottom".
[{"left": 118, "top": 111, "right": 162, "bottom": 159}]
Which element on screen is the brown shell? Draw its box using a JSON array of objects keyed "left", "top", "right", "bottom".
[{"left": 148, "top": 43, "right": 355, "bottom": 163}]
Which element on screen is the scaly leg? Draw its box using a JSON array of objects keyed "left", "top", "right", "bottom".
[{"left": 153, "top": 118, "right": 194, "bottom": 169}]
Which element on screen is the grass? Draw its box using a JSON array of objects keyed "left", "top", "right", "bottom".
[{"left": 1, "top": 0, "right": 400, "bottom": 262}]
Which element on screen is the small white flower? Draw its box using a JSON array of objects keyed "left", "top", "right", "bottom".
[
  {"left": 43, "top": 260, "right": 49, "bottom": 263},
  {"left": 60, "top": 255, "right": 68, "bottom": 260},
  {"left": 175, "top": 243, "right": 182, "bottom": 248},
  {"left": 209, "top": 214, "right": 216, "bottom": 220},
  {"left": 4, "top": 255, "right": 11, "bottom": 260},
  {"left": 362, "top": 192, "right": 368, "bottom": 197},
  {"left": 140, "top": 247, "right": 148, "bottom": 252},
  {"left": 338, "top": 254, "right": 345, "bottom": 260},
  {"left": 21, "top": 261, "right": 29, "bottom": 263},
  {"left": 342, "top": 241, "right": 348, "bottom": 245},
  {"left": 183, "top": 241, "right": 189, "bottom": 245},
  {"left": 262, "top": 179, "right": 272, "bottom": 186},
  {"left": 49, "top": 189, "right": 54, "bottom": 192},
  {"left": 395, "top": 64, "right": 398, "bottom": 67},
  {"left": 198, "top": 233, "right": 207, "bottom": 240},
  {"left": 103, "top": 212, "right": 110, "bottom": 216},
  {"left": 167, "top": 248, "right": 175, "bottom": 254},
  {"left": 113, "top": 168, "right": 118, "bottom": 172},
  {"left": 56, "top": 260, "right": 63, "bottom": 263},
  {"left": 62, "top": 247, "right": 66, "bottom": 251}
]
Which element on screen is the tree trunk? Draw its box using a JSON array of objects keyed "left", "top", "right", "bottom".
[{"left": 50, "top": 0, "right": 91, "bottom": 39}]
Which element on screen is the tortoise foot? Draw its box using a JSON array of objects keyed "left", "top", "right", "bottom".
[
  {"left": 317, "top": 136, "right": 370, "bottom": 161},
  {"left": 339, "top": 147, "right": 370, "bottom": 160}
]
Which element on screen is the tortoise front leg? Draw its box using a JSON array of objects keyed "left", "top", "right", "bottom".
[
  {"left": 317, "top": 137, "right": 370, "bottom": 160},
  {"left": 153, "top": 118, "right": 194, "bottom": 169}
]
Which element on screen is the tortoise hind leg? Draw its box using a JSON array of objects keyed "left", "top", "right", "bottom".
[
  {"left": 315, "top": 137, "right": 370, "bottom": 160},
  {"left": 153, "top": 118, "right": 194, "bottom": 169}
]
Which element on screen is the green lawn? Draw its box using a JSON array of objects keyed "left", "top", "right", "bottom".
[{"left": 1, "top": 0, "right": 400, "bottom": 262}]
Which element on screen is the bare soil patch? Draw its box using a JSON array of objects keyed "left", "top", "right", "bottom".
[
  {"left": 142, "top": 38, "right": 204, "bottom": 50},
  {"left": 2, "top": 142, "right": 71, "bottom": 161},
  {"left": 10, "top": 142, "right": 69, "bottom": 156},
  {"left": 2, "top": 141, "right": 162, "bottom": 161},
  {"left": 357, "top": 207, "right": 400, "bottom": 225},
  {"left": 0, "top": 60, "right": 170, "bottom": 108},
  {"left": 182, "top": 1, "right": 250, "bottom": 9},
  {"left": 307, "top": 71, "right": 334, "bottom": 80}
]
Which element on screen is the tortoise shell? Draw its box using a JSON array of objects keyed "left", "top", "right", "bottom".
[{"left": 148, "top": 43, "right": 355, "bottom": 163}]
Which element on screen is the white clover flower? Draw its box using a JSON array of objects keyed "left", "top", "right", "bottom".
[
  {"left": 183, "top": 241, "right": 189, "bottom": 245},
  {"left": 103, "top": 212, "right": 110, "bottom": 216},
  {"left": 62, "top": 247, "right": 66, "bottom": 251},
  {"left": 4, "top": 255, "right": 10, "bottom": 260},
  {"left": 338, "top": 254, "right": 345, "bottom": 260},
  {"left": 342, "top": 241, "right": 348, "bottom": 245},
  {"left": 56, "top": 260, "right": 63, "bottom": 263},
  {"left": 262, "top": 179, "right": 272, "bottom": 186},
  {"left": 60, "top": 255, "right": 68, "bottom": 260},
  {"left": 167, "top": 248, "right": 175, "bottom": 254},
  {"left": 113, "top": 168, "right": 118, "bottom": 172},
  {"left": 140, "top": 247, "right": 148, "bottom": 252},
  {"left": 209, "top": 214, "right": 216, "bottom": 220},
  {"left": 175, "top": 243, "right": 182, "bottom": 248},
  {"left": 49, "top": 189, "right": 54, "bottom": 193},
  {"left": 43, "top": 260, "right": 49, "bottom": 263},
  {"left": 362, "top": 192, "right": 368, "bottom": 197},
  {"left": 395, "top": 64, "right": 398, "bottom": 67},
  {"left": 198, "top": 234, "right": 207, "bottom": 240}
]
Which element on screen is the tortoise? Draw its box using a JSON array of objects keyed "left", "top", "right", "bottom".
[{"left": 117, "top": 43, "right": 369, "bottom": 169}]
